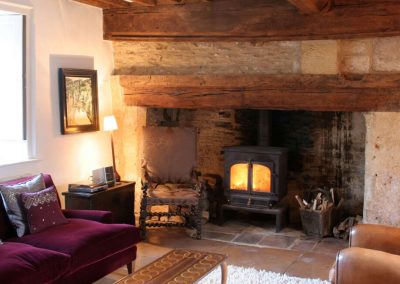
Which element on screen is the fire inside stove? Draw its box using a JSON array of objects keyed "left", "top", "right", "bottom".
[{"left": 230, "top": 163, "right": 271, "bottom": 192}]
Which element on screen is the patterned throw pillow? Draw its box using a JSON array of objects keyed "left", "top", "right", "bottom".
[
  {"left": 0, "top": 174, "right": 46, "bottom": 237},
  {"left": 21, "top": 186, "right": 68, "bottom": 234}
]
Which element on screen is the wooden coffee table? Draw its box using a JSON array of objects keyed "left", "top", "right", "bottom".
[{"left": 115, "top": 249, "right": 227, "bottom": 284}]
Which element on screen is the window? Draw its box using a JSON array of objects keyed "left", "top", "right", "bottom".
[{"left": 0, "top": 10, "right": 27, "bottom": 165}]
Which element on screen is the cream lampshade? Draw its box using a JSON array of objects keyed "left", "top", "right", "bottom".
[
  {"left": 104, "top": 115, "right": 118, "bottom": 131},
  {"left": 103, "top": 115, "right": 120, "bottom": 182}
]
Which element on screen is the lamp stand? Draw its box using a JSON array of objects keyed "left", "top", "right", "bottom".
[{"left": 110, "top": 132, "right": 121, "bottom": 182}]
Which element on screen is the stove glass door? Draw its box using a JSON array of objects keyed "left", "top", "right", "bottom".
[
  {"left": 252, "top": 163, "right": 271, "bottom": 192},
  {"left": 230, "top": 163, "right": 248, "bottom": 191}
]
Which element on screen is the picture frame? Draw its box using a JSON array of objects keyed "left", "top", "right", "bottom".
[{"left": 59, "top": 68, "right": 99, "bottom": 134}]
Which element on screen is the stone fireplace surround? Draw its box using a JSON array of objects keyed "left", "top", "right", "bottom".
[
  {"left": 110, "top": 37, "right": 400, "bottom": 228},
  {"left": 111, "top": 92, "right": 400, "bottom": 228}
]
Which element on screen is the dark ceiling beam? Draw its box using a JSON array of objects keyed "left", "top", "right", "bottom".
[
  {"left": 132, "top": 0, "right": 156, "bottom": 6},
  {"left": 102, "top": 0, "right": 400, "bottom": 41},
  {"left": 287, "top": 0, "right": 331, "bottom": 13},
  {"left": 73, "top": 0, "right": 130, "bottom": 9}
]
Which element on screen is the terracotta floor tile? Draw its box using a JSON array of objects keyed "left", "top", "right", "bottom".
[
  {"left": 179, "top": 239, "right": 231, "bottom": 254},
  {"left": 144, "top": 227, "right": 191, "bottom": 247},
  {"left": 203, "top": 222, "right": 246, "bottom": 234},
  {"left": 222, "top": 244, "right": 302, "bottom": 273},
  {"left": 94, "top": 267, "right": 126, "bottom": 284},
  {"left": 312, "top": 237, "right": 348, "bottom": 256},
  {"left": 277, "top": 227, "right": 308, "bottom": 238},
  {"left": 145, "top": 227, "right": 231, "bottom": 253},
  {"left": 258, "top": 235, "right": 297, "bottom": 249},
  {"left": 242, "top": 224, "right": 275, "bottom": 235},
  {"left": 284, "top": 251, "right": 336, "bottom": 280},
  {"left": 202, "top": 230, "right": 237, "bottom": 242},
  {"left": 136, "top": 242, "right": 172, "bottom": 258},
  {"left": 232, "top": 232, "right": 265, "bottom": 244},
  {"left": 289, "top": 239, "right": 319, "bottom": 251}
]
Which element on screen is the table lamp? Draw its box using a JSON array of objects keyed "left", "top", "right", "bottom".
[{"left": 104, "top": 115, "right": 121, "bottom": 182}]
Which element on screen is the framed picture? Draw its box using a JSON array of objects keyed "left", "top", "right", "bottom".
[{"left": 59, "top": 68, "right": 99, "bottom": 134}]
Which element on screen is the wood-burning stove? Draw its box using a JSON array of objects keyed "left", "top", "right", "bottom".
[
  {"left": 224, "top": 146, "right": 288, "bottom": 207},
  {"left": 220, "top": 146, "right": 289, "bottom": 231}
]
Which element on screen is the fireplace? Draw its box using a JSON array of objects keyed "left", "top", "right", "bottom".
[
  {"left": 144, "top": 108, "right": 365, "bottom": 225},
  {"left": 224, "top": 146, "right": 288, "bottom": 208}
]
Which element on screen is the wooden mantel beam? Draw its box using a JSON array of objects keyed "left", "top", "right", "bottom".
[
  {"left": 103, "top": 0, "right": 400, "bottom": 41},
  {"left": 116, "top": 74, "right": 400, "bottom": 112},
  {"left": 287, "top": 0, "right": 331, "bottom": 13}
]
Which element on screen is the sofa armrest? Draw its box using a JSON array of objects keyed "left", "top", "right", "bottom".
[
  {"left": 350, "top": 224, "right": 400, "bottom": 255},
  {"left": 334, "top": 247, "right": 400, "bottom": 284},
  {"left": 62, "top": 209, "right": 112, "bottom": 224}
]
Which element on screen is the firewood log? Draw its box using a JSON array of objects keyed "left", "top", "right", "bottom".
[{"left": 295, "top": 195, "right": 305, "bottom": 208}]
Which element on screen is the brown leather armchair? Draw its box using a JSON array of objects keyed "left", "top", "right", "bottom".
[{"left": 330, "top": 224, "right": 400, "bottom": 284}]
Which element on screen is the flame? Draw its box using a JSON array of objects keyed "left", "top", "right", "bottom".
[
  {"left": 230, "top": 163, "right": 248, "bottom": 191},
  {"left": 230, "top": 163, "right": 271, "bottom": 192},
  {"left": 252, "top": 164, "right": 271, "bottom": 192}
]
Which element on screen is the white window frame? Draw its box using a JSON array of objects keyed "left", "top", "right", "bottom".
[{"left": 0, "top": 1, "right": 34, "bottom": 166}]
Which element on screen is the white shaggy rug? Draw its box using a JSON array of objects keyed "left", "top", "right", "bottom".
[{"left": 198, "top": 265, "right": 330, "bottom": 284}]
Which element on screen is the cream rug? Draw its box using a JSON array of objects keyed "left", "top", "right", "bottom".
[{"left": 198, "top": 265, "right": 330, "bottom": 284}]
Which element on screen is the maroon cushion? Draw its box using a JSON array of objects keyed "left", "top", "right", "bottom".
[
  {"left": 11, "top": 218, "right": 140, "bottom": 272},
  {"left": 21, "top": 186, "right": 68, "bottom": 234},
  {"left": 0, "top": 242, "right": 70, "bottom": 284},
  {"left": 0, "top": 174, "right": 56, "bottom": 240},
  {"left": 0, "top": 174, "right": 46, "bottom": 237}
]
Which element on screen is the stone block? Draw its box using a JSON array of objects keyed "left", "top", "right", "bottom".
[
  {"left": 301, "top": 40, "right": 338, "bottom": 74},
  {"left": 340, "top": 56, "right": 370, "bottom": 74},
  {"left": 339, "top": 39, "right": 372, "bottom": 73},
  {"left": 113, "top": 41, "right": 301, "bottom": 75},
  {"left": 340, "top": 39, "right": 372, "bottom": 55},
  {"left": 364, "top": 112, "right": 400, "bottom": 226},
  {"left": 372, "top": 37, "right": 400, "bottom": 72}
]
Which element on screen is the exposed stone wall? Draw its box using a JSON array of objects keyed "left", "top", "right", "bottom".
[
  {"left": 270, "top": 111, "right": 365, "bottom": 216},
  {"left": 339, "top": 37, "right": 400, "bottom": 74},
  {"left": 114, "top": 41, "right": 301, "bottom": 75}
]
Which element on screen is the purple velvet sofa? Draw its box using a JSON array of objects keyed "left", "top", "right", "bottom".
[{"left": 0, "top": 174, "right": 140, "bottom": 284}]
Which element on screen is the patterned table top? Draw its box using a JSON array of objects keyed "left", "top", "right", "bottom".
[{"left": 115, "top": 249, "right": 227, "bottom": 284}]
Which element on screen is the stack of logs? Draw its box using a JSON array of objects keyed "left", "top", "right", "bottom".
[
  {"left": 333, "top": 215, "right": 363, "bottom": 240},
  {"left": 295, "top": 188, "right": 344, "bottom": 212}
]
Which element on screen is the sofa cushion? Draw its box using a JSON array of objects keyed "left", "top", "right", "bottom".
[
  {"left": 0, "top": 242, "right": 70, "bottom": 284},
  {"left": 11, "top": 218, "right": 140, "bottom": 272},
  {"left": 21, "top": 186, "right": 68, "bottom": 234},
  {"left": 0, "top": 174, "right": 46, "bottom": 237}
]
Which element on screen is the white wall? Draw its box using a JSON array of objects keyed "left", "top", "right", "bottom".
[{"left": 0, "top": 0, "right": 114, "bottom": 207}]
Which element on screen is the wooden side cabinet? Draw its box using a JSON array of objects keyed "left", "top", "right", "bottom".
[{"left": 62, "top": 181, "right": 135, "bottom": 225}]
